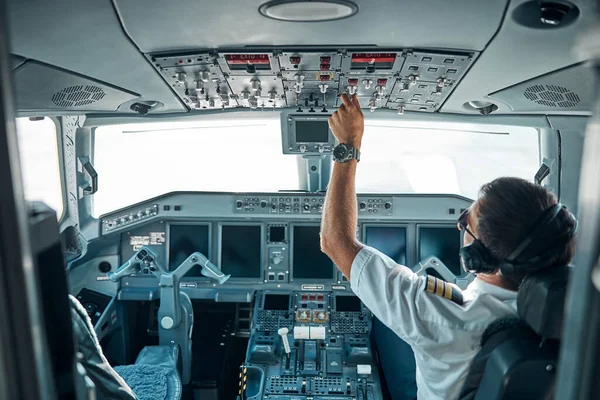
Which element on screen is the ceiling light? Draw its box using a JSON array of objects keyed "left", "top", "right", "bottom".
[{"left": 259, "top": 0, "right": 358, "bottom": 22}]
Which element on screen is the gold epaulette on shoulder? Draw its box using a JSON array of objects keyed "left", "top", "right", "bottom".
[{"left": 423, "top": 275, "right": 464, "bottom": 305}]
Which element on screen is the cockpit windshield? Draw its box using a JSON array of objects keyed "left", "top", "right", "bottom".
[{"left": 92, "top": 117, "right": 539, "bottom": 217}]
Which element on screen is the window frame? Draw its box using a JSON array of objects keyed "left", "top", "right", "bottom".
[{"left": 15, "top": 115, "right": 67, "bottom": 222}]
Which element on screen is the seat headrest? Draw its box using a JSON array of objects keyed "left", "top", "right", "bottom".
[{"left": 517, "top": 265, "right": 570, "bottom": 340}]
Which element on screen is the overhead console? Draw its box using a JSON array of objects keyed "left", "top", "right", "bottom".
[{"left": 148, "top": 48, "right": 477, "bottom": 113}]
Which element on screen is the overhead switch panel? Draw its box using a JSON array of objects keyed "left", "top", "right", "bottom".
[{"left": 149, "top": 48, "right": 476, "bottom": 113}]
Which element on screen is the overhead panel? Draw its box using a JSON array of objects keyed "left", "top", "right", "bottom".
[{"left": 148, "top": 48, "right": 477, "bottom": 113}]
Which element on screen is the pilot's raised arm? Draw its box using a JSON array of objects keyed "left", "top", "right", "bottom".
[{"left": 319, "top": 93, "right": 578, "bottom": 400}]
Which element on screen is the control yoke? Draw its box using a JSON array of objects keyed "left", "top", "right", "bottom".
[{"left": 108, "top": 246, "right": 230, "bottom": 330}]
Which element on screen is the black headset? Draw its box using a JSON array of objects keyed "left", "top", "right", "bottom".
[{"left": 459, "top": 203, "right": 578, "bottom": 277}]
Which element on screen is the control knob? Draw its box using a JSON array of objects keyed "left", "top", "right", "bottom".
[
  {"left": 236, "top": 200, "right": 243, "bottom": 208},
  {"left": 348, "top": 85, "right": 358, "bottom": 95},
  {"left": 317, "top": 312, "right": 326, "bottom": 320},
  {"left": 200, "top": 70, "right": 210, "bottom": 83},
  {"left": 397, "top": 105, "right": 405, "bottom": 115},
  {"left": 319, "top": 84, "right": 328, "bottom": 94},
  {"left": 375, "top": 85, "right": 386, "bottom": 99},
  {"left": 271, "top": 254, "right": 283, "bottom": 265},
  {"left": 176, "top": 72, "right": 186, "bottom": 84},
  {"left": 299, "top": 144, "right": 307, "bottom": 153},
  {"left": 260, "top": 200, "right": 267, "bottom": 208},
  {"left": 299, "top": 311, "right": 309, "bottom": 320},
  {"left": 408, "top": 75, "right": 419, "bottom": 86},
  {"left": 362, "top": 79, "right": 372, "bottom": 90},
  {"left": 384, "top": 202, "right": 392, "bottom": 210},
  {"left": 359, "top": 202, "right": 366, "bottom": 210},
  {"left": 251, "top": 78, "right": 261, "bottom": 92},
  {"left": 303, "top": 203, "right": 311, "bottom": 211}
]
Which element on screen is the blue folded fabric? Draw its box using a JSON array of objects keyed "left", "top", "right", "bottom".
[{"left": 114, "top": 364, "right": 169, "bottom": 400}]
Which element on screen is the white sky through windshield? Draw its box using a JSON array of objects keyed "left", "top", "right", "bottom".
[{"left": 92, "top": 119, "right": 539, "bottom": 217}]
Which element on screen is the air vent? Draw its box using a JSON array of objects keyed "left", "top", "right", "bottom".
[
  {"left": 523, "top": 85, "right": 580, "bottom": 108},
  {"left": 51, "top": 85, "right": 106, "bottom": 107}
]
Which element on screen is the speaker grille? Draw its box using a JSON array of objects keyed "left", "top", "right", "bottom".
[
  {"left": 51, "top": 85, "right": 106, "bottom": 108},
  {"left": 524, "top": 84, "right": 580, "bottom": 108}
]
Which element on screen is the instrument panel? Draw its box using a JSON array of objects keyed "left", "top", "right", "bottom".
[
  {"left": 100, "top": 192, "right": 471, "bottom": 296},
  {"left": 148, "top": 48, "right": 477, "bottom": 113}
]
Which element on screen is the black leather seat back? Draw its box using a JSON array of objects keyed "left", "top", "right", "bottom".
[
  {"left": 29, "top": 203, "right": 76, "bottom": 398},
  {"left": 459, "top": 266, "right": 570, "bottom": 400}
]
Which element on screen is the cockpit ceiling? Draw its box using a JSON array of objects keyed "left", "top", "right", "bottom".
[
  {"left": 113, "top": 0, "right": 508, "bottom": 53},
  {"left": 6, "top": 0, "right": 596, "bottom": 116}
]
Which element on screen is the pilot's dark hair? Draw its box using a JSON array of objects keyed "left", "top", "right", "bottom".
[{"left": 475, "top": 177, "right": 576, "bottom": 289}]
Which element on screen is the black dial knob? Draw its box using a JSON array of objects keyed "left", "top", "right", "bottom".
[
  {"left": 384, "top": 202, "right": 392, "bottom": 210},
  {"left": 303, "top": 204, "right": 311, "bottom": 211},
  {"left": 260, "top": 200, "right": 267, "bottom": 208},
  {"left": 359, "top": 202, "right": 366, "bottom": 210},
  {"left": 98, "top": 261, "right": 112, "bottom": 273},
  {"left": 236, "top": 200, "right": 243, "bottom": 208}
]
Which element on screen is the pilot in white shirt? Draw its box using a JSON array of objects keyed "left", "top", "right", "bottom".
[{"left": 320, "top": 94, "right": 578, "bottom": 400}]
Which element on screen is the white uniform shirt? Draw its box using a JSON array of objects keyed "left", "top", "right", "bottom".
[{"left": 351, "top": 246, "right": 518, "bottom": 400}]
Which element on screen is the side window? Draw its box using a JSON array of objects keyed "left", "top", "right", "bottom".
[{"left": 15, "top": 117, "right": 63, "bottom": 218}]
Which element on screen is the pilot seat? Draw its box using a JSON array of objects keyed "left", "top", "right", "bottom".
[
  {"left": 459, "top": 265, "right": 570, "bottom": 400},
  {"left": 70, "top": 294, "right": 183, "bottom": 400}
]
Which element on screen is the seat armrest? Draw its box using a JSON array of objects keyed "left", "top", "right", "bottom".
[{"left": 135, "top": 345, "right": 181, "bottom": 375}]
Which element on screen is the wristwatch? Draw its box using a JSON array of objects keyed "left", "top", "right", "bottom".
[{"left": 333, "top": 143, "right": 361, "bottom": 163}]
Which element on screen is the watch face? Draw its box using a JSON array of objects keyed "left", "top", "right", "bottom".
[{"left": 333, "top": 144, "right": 349, "bottom": 161}]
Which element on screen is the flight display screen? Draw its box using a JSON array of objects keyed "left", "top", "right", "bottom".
[
  {"left": 292, "top": 225, "right": 334, "bottom": 280},
  {"left": 364, "top": 226, "right": 407, "bottom": 265},
  {"left": 295, "top": 120, "right": 330, "bottom": 143},
  {"left": 221, "top": 225, "right": 262, "bottom": 278},
  {"left": 263, "top": 294, "right": 291, "bottom": 311},
  {"left": 419, "top": 226, "right": 462, "bottom": 275},
  {"left": 335, "top": 296, "right": 362, "bottom": 312},
  {"left": 169, "top": 224, "right": 210, "bottom": 275}
]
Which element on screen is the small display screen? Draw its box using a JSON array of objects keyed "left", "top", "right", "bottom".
[
  {"left": 221, "top": 225, "right": 262, "bottom": 278},
  {"left": 419, "top": 227, "right": 462, "bottom": 275},
  {"left": 295, "top": 120, "right": 330, "bottom": 143},
  {"left": 292, "top": 225, "right": 334, "bottom": 280},
  {"left": 264, "top": 294, "right": 290, "bottom": 311},
  {"left": 364, "top": 226, "right": 407, "bottom": 265},
  {"left": 268, "top": 226, "right": 286, "bottom": 243},
  {"left": 169, "top": 224, "right": 210, "bottom": 276},
  {"left": 335, "top": 296, "right": 362, "bottom": 312}
]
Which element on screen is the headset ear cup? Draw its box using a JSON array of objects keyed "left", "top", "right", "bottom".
[{"left": 460, "top": 240, "right": 495, "bottom": 274}]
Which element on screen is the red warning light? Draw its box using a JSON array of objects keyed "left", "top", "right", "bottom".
[
  {"left": 351, "top": 53, "right": 396, "bottom": 64},
  {"left": 319, "top": 74, "right": 331, "bottom": 81},
  {"left": 347, "top": 78, "right": 359, "bottom": 85},
  {"left": 290, "top": 56, "right": 301, "bottom": 65},
  {"left": 320, "top": 56, "right": 331, "bottom": 63},
  {"left": 377, "top": 78, "right": 388, "bottom": 86},
  {"left": 225, "top": 54, "right": 270, "bottom": 65},
  {"left": 320, "top": 63, "right": 331, "bottom": 71}
]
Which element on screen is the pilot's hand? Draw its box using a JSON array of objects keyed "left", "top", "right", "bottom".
[{"left": 328, "top": 93, "right": 364, "bottom": 149}]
